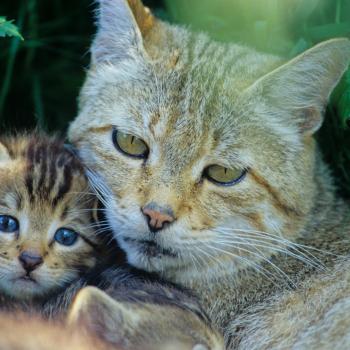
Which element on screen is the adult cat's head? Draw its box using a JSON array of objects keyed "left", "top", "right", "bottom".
[{"left": 69, "top": 0, "right": 350, "bottom": 283}]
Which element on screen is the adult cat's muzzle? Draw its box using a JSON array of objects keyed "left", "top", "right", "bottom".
[{"left": 123, "top": 237, "right": 178, "bottom": 258}]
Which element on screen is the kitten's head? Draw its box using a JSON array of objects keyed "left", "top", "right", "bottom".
[
  {"left": 0, "top": 134, "right": 102, "bottom": 299},
  {"left": 67, "top": 286, "right": 224, "bottom": 350},
  {"left": 69, "top": 0, "right": 350, "bottom": 282}
]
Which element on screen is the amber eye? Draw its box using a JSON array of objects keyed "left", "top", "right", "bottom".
[
  {"left": 112, "top": 129, "right": 149, "bottom": 159},
  {"left": 204, "top": 165, "right": 246, "bottom": 186}
]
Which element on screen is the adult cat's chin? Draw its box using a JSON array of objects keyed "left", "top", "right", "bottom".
[{"left": 119, "top": 236, "right": 184, "bottom": 273}]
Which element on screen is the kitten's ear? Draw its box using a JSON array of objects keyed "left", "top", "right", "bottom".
[
  {"left": 67, "top": 287, "right": 138, "bottom": 346},
  {"left": 249, "top": 38, "right": 350, "bottom": 135},
  {"left": 67, "top": 287, "right": 204, "bottom": 350},
  {"left": 0, "top": 142, "right": 10, "bottom": 163},
  {"left": 92, "top": 0, "right": 155, "bottom": 64}
]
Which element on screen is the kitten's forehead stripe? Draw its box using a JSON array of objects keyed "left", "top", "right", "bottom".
[
  {"left": 1, "top": 134, "right": 85, "bottom": 208},
  {"left": 52, "top": 166, "right": 73, "bottom": 208}
]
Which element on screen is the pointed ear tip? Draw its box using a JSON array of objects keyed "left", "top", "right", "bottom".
[
  {"left": 74, "top": 286, "right": 106, "bottom": 304},
  {"left": 69, "top": 287, "right": 103, "bottom": 314},
  {"left": 67, "top": 287, "right": 108, "bottom": 325}
]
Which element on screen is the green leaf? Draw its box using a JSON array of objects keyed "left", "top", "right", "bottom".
[{"left": 0, "top": 16, "right": 23, "bottom": 40}]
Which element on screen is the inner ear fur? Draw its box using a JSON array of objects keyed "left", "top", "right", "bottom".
[
  {"left": 67, "top": 287, "right": 137, "bottom": 344},
  {"left": 0, "top": 142, "right": 11, "bottom": 163},
  {"left": 127, "top": 0, "right": 155, "bottom": 37},
  {"left": 92, "top": 0, "right": 156, "bottom": 64},
  {"left": 247, "top": 38, "right": 350, "bottom": 135}
]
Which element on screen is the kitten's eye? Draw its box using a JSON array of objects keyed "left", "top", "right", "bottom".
[
  {"left": 54, "top": 228, "right": 78, "bottom": 246},
  {"left": 0, "top": 215, "right": 19, "bottom": 233},
  {"left": 112, "top": 129, "right": 149, "bottom": 159},
  {"left": 204, "top": 165, "right": 246, "bottom": 186}
]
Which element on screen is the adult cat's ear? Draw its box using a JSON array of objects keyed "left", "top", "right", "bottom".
[
  {"left": 0, "top": 142, "right": 10, "bottom": 163},
  {"left": 92, "top": 0, "right": 155, "bottom": 64},
  {"left": 248, "top": 38, "right": 350, "bottom": 135}
]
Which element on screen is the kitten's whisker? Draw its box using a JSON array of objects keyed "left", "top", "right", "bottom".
[
  {"left": 68, "top": 208, "right": 108, "bottom": 214},
  {"left": 79, "top": 221, "right": 111, "bottom": 230}
]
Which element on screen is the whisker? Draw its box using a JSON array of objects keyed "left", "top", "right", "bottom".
[
  {"left": 215, "top": 236, "right": 323, "bottom": 271},
  {"left": 214, "top": 228, "right": 326, "bottom": 270},
  {"left": 203, "top": 243, "right": 281, "bottom": 287},
  {"left": 213, "top": 241, "right": 296, "bottom": 287}
]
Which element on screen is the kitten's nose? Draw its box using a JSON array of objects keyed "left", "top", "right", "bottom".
[
  {"left": 142, "top": 202, "right": 175, "bottom": 232},
  {"left": 19, "top": 251, "right": 43, "bottom": 272}
]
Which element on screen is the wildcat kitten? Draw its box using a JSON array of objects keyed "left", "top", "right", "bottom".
[
  {"left": 0, "top": 283, "right": 220, "bottom": 350},
  {"left": 0, "top": 133, "right": 104, "bottom": 300},
  {"left": 68, "top": 0, "right": 350, "bottom": 348},
  {"left": 40, "top": 265, "right": 224, "bottom": 350}
]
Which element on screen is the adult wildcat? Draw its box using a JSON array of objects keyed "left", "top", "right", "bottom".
[{"left": 69, "top": 0, "right": 350, "bottom": 348}]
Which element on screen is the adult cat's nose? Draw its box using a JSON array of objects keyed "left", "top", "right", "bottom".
[
  {"left": 19, "top": 251, "right": 43, "bottom": 272},
  {"left": 142, "top": 202, "right": 175, "bottom": 232}
]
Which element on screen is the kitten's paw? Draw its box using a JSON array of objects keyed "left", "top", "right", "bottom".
[{"left": 68, "top": 286, "right": 224, "bottom": 350}]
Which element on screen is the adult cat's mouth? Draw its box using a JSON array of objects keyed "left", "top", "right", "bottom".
[
  {"left": 14, "top": 274, "right": 38, "bottom": 285},
  {"left": 123, "top": 237, "right": 178, "bottom": 258}
]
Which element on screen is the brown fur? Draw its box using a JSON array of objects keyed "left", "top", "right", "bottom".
[{"left": 68, "top": 0, "right": 350, "bottom": 348}]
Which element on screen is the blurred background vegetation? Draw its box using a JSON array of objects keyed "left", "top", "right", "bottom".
[{"left": 0, "top": 0, "right": 350, "bottom": 196}]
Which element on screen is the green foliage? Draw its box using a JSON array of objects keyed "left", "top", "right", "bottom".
[
  {"left": 0, "top": 0, "right": 350, "bottom": 196},
  {"left": 0, "top": 17, "right": 23, "bottom": 40}
]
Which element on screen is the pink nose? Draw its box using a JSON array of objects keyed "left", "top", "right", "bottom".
[{"left": 142, "top": 203, "right": 175, "bottom": 232}]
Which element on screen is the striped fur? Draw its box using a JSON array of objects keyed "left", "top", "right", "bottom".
[
  {"left": 68, "top": 0, "right": 350, "bottom": 348},
  {"left": 0, "top": 133, "right": 105, "bottom": 300}
]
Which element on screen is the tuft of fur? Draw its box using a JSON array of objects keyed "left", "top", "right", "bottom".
[{"left": 68, "top": 0, "right": 350, "bottom": 348}]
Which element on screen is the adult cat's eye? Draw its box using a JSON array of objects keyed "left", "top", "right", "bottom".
[
  {"left": 0, "top": 215, "right": 19, "bottom": 233},
  {"left": 112, "top": 129, "right": 149, "bottom": 159},
  {"left": 54, "top": 228, "right": 78, "bottom": 246},
  {"left": 204, "top": 165, "right": 246, "bottom": 186}
]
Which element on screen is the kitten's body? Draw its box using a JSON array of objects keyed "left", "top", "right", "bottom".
[{"left": 69, "top": 0, "right": 350, "bottom": 348}]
